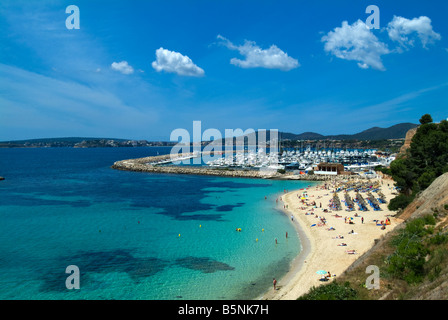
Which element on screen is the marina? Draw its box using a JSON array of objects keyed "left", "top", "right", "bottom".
[
  {"left": 204, "top": 148, "right": 395, "bottom": 173},
  {"left": 144, "top": 147, "right": 396, "bottom": 175},
  {"left": 111, "top": 147, "right": 396, "bottom": 181}
]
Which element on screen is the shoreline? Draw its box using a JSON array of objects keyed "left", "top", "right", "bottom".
[
  {"left": 254, "top": 183, "right": 317, "bottom": 300},
  {"left": 256, "top": 182, "right": 319, "bottom": 300},
  {"left": 259, "top": 176, "right": 403, "bottom": 300}
]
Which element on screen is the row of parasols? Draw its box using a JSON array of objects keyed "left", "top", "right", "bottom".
[{"left": 331, "top": 191, "right": 385, "bottom": 212}]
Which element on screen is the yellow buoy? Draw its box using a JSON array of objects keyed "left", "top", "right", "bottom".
[
  {"left": 178, "top": 234, "right": 181, "bottom": 237},
  {"left": 256, "top": 238, "right": 258, "bottom": 242},
  {"left": 199, "top": 224, "right": 201, "bottom": 228},
  {"left": 262, "top": 228, "right": 264, "bottom": 232}
]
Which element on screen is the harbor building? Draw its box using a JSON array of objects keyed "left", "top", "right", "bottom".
[{"left": 314, "top": 163, "right": 345, "bottom": 175}]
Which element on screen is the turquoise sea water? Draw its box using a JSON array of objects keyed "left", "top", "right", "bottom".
[{"left": 0, "top": 147, "right": 315, "bottom": 300}]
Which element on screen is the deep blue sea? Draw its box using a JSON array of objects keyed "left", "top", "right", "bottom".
[{"left": 0, "top": 147, "right": 314, "bottom": 300}]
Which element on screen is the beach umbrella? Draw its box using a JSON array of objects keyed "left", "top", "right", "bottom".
[{"left": 316, "top": 270, "right": 327, "bottom": 275}]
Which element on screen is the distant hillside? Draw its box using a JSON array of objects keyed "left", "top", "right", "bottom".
[
  {"left": 212, "top": 122, "right": 418, "bottom": 145},
  {"left": 282, "top": 131, "right": 325, "bottom": 140},
  {"left": 348, "top": 123, "right": 419, "bottom": 140},
  {"left": 296, "top": 123, "right": 419, "bottom": 141},
  {"left": 1, "top": 122, "right": 419, "bottom": 148},
  {"left": 0, "top": 137, "right": 128, "bottom": 144},
  {"left": 0, "top": 137, "right": 175, "bottom": 148}
]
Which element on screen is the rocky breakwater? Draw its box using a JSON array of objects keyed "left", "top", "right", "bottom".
[
  {"left": 112, "top": 156, "right": 282, "bottom": 179},
  {"left": 111, "top": 154, "right": 343, "bottom": 181}
]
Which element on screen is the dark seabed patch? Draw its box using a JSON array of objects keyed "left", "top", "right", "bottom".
[
  {"left": 215, "top": 202, "right": 245, "bottom": 212},
  {"left": 126, "top": 257, "right": 169, "bottom": 282},
  {"left": 175, "top": 256, "right": 235, "bottom": 273},
  {"left": 174, "top": 213, "right": 227, "bottom": 221},
  {"left": 38, "top": 249, "right": 168, "bottom": 292}
]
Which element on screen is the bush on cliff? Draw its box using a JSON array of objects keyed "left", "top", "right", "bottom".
[
  {"left": 386, "top": 217, "right": 432, "bottom": 284},
  {"left": 297, "top": 281, "right": 358, "bottom": 300}
]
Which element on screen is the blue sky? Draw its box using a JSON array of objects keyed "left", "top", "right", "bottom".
[{"left": 0, "top": 0, "right": 447, "bottom": 141}]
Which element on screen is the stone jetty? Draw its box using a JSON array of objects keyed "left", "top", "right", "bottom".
[{"left": 111, "top": 153, "right": 341, "bottom": 181}]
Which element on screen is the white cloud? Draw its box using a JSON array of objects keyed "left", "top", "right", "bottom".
[
  {"left": 321, "top": 20, "right": 390, "bottom": 71},
  {"left": 387, "top": 16, "right": 441, "bottom": 49},
  {"left": 217, "top": 35, "right": 299, "bottom": 71},
  {"left": 111, "top": 61, "right": 134, "bottom": 75},
  {"left": 151, "top": 48, "right": 204, "bottom": 77}
]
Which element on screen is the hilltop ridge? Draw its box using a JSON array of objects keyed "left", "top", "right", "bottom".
[
  {"left": 212, "top": 122, "right": 418, "bottom": 146},
  {"left": 0, "top": 122, "right": 419, "bottom": 148}
]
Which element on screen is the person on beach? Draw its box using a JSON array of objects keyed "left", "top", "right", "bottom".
[{"left": 273, "top": 278, "right": 277, "bottom": 291}]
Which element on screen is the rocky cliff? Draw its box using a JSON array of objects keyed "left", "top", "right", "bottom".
[
  {"left": 399, "top": 126, "right": 418, "bottom": 156},
  {"left": 398, "top": 172, "right": 448, "bottom": 221}
]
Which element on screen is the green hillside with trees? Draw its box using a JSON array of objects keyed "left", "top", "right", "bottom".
[{"left": 387, "top": 114, "right": 448, "bottom": 211}]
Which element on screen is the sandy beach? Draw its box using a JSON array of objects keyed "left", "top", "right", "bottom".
[{"left": 260, "top": 175, "right": 404, "bottom": 300}]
